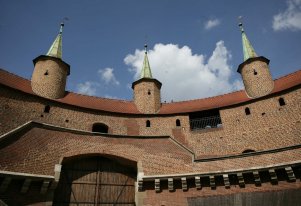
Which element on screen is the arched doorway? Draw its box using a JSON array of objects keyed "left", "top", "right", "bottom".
[{"left": 53, "top": 156, "right": 137, "bottom": 205}]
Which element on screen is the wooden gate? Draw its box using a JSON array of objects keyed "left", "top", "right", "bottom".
[{"left": 53, "top": 156, "right": 136, "bottom": 206}]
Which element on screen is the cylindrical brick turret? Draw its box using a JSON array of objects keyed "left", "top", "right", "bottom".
[
  {"left": 132, "top": 78, "right": 162, "bottom": 114},
  {"left": 31, "top": 55, "right": 70, "bottom": 99},
  {"left": 238, "top": 56, "right": 274, "bottom": 98}
]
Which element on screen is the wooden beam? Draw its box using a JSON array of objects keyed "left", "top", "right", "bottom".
[
  {"left": 223, "top": 174, "right": 230, "bottom": 188},
  {"left": 237, "top": 173, "right": 245, "bottom": 187},
  {"left": 209, "top": 176, "right": 216, "bottom": 189},
  {"left": 269, "top": 169, "right": 278, "bottom": 184},
  {"left": 195, "top": 176, "right": 201, "bottom": 189},
  {"left": 285, "top": 167, "right": 296, "bottom": 182},
  {"left": 155, "top": 179, "right": 160, "bottom": 192},
  {"left": 168, "top": 178, "right": 174, "bottom": 191},
  {"left": 40, "top": 180, "right": 51, "bottom": 194},
  {"left": 253, "top": 171, "right": 261, "bottom": 186},
  {"left": 181, "top": 177, "right": 187, "bottom": 191},
  {"left": 0, "top": 177, "right": 12, "bottom": 193},
  {"left": 20, "top": 178, "right": 31, "bottom": 194}
]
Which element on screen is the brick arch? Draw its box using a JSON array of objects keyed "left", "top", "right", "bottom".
[{"left": 59, "top": 152, "right": 138, "bottom": 169}]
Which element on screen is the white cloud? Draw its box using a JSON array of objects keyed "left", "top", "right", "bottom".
[
  {"left": 124, "top": 41, "right": 243, "bottom": 102},
  {"left": 104, "top": 95, "right": 118, "bottom": 99},
  {"left": 98, "top": 67, "right": 120, "bottom": 85},
  {"left": 204, "top": 19, "right": 220, "bottom": 30},
  {"left": 273, "top": 0, "right": 301, "bottom": 31},
  {"left": 76, "top": 81, "right": 99, "bottom": 96}
]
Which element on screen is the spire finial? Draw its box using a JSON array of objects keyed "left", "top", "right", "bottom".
[
  {"left": 140, "top": 44, "right": 153, "bottom": 79},
  {"left": 59, "top": 22, "right": 64, "bottom": 34},
  {"left": 46, "top": 22, "right": 65, "bottom": 59},
  {"left": 238, "top": 17, "right": 258, "bottom": 61},
  {"left": 238, "top": 16, "right": 244, "bottom": 33}
]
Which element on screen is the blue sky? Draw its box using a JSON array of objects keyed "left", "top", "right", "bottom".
[{"left": 1, "top": 0, "right": 301, "bottom": 101}]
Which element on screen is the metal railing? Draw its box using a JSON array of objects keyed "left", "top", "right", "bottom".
[{"left": 190, "top": 115, "right": 222, "bottom": 130}]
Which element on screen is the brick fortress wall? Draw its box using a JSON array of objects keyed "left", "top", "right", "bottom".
[{"left": 1, "top": 85, "right": 300, "bottom": 158}]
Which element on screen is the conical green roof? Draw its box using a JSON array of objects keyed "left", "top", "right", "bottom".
[
  {"left": 46, "top": 23, "right": 64, "bottom": 59},
  {"left": 140, "top": 45, "right": 153, "bottom": 79},
  {"left": 239, "top": 22, "right": 257, "bottom": 61}
]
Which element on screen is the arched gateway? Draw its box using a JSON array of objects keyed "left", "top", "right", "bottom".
[{"left": 53, "top": 156, "right": 137, "bottom": 205}]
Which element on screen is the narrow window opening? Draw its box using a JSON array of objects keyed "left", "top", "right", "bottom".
[
  {"left": 176, "top": 119, "right": 181, "bottom": 127},
  {"left": 261, "top": 112, "right": 266, "bottom": 116},
  {"left": 279, "top": 97, "right": 286, "bottom": 106},
  {"left": 245, "top": 107, "right": 250, "bottom": 115},
  {"left": 92, "top": 123, "right": 109, "bottom": 133},
  {"left": 147, "top": 90, "right": 151, "bottom": 95},
  {"left": 44, "top": 105, "right": 50, "bottom": 113},
  {"left": 253, "top": 69, "right": 257, "bottom": 75},
  {"left": 242, "top": 149, "right": 255, "bottom": 154},
  {"left": 146, "top": 120, "right": 151, "bottom": 127},
  {"left": 44, "top": 70, "right": 49, "bottom": 76}
]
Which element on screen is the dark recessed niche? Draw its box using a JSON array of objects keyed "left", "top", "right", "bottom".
[
  {"left": 253, "top": 69, "right": 258, "bottom": 75},
  {"left": 176, "top": 119, "right": 181, "bottom": 127},
  {"left": 245, "top": 107, "right": 251, "bottom": 115},
  {"left": 44, "top": 70, "right": 49, "bottom": 76},
  {"left": 242, "top": 149, "right": 256, "bottom": 153},
  {"left": 262, "top": 112, "right": 266, "bottom": 116},
  {"left": 44, "top": 105, "right": 50, "bottom": 113},
  {"left": 92, "top": 123, "right": 109, "bottom": 133},
  {"left": 279, "top": 97, "right": 286, "bottom": 106},
  {"left": 65, "top": 119, "right": 69, "bottom": 123},
  {"left": 40, "top": 114, "right": 44, "bottom": 117},
  {"left": 146, "top": 120, "right": 151, "bottom": 127},
  {"left": 147, "top": 90, "right": 151, "bottom": 95}
]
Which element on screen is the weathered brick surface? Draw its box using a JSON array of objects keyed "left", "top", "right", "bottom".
[
  {"left": 1, "top": 69, "right": 301, "bottom": 205},
  {"left": 240, "top": 60, "right": 274, "bottom": 98},
  {"left": 0, "top": 85, "right": 190, "bottom": 145},
  {"left": 0, "top": 126, "right": 192, "bottom": 176},
  {"left": 1, "top": 85, "right": 300, "bottom": 163},
  {"left": 31, "top": 57, "right": 69, "bottom": 99},
  {"left": 189, "top": 87, "right": 301, "bottom": 157},
  {"left": 133, "top": 80, "right": 161, "bottom": 114}
]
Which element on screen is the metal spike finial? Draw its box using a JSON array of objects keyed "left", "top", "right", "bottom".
[
  {"left": 144, "top": 44, "right": 148, "bottom": 54},
  {"left": 237, "top": 16, "right": 258, "bottom": 61},
  {"left": 59, "top": 22, "right": 64, "bottom": 34},
  {"left": 238, "top": 16, "right": 244, "bottom": 33}
]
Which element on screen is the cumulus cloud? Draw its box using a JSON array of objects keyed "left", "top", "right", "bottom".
[
  {"left": 76, "top": 67, "right": 119, "bottom": 96},
  {"left": 124, "top": 41, "right": 243, "bottom": 102},
  {"left": 204, "top": 18, "right": 220, "bottom": 30},
  {"left": 98, "top": 67, "right": 120, "bottom": 85},
  {"left": 273, "top": 0, "right": 301, "bottom": 31},
  {"left": 76, "top": 81, "right": 99, "bottom": 96}
]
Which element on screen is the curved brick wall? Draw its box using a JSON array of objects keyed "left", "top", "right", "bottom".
[
  {"left": 241, "top": 60, "right": 274, "bottom": 98},
  {"left": 1, "top": 85, "right": 300, "bottom": 158},
  {"left": 31, "top": 58, "right": 68, "bottom": 99}
]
